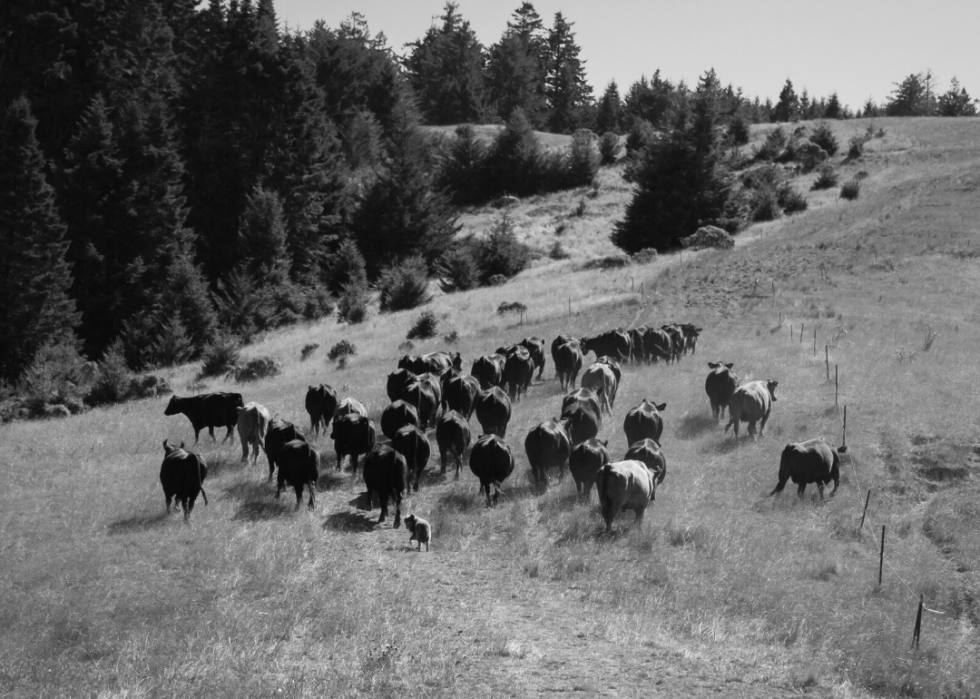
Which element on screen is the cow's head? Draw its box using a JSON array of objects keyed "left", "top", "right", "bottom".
[
  {"left": 164, "top": 395, "right": 179, "bottom": 415},
  {"left": 767, "top": 380, "right": 779, "bottom": 401}
]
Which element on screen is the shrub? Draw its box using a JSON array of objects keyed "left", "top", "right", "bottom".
[
  {"left": 840, "top": 179, "right": 861, "bottom": 200},
  {"left": 471, "top": 214, "right": 531, "bottom": 284},
  {"left": 582, "top": 254, "right": 632, "bottom": 270},
  {"left": 327, "top": 340, "right": 356, "bottom": 361},
  {"left": 17, "top": 340, "right": 88, "bottom": 415},
  {"left": 573, "top": 199, "right": 587, "bottom": 217},
  {"left": 751, "top": 187, "right": 781, "bottom": 221},
  {"left": 484, "top": 109, "right": 543, "bottom": 198},
  {"left": 566, "top": 130, "right": 600, "bottom": 187},
  {"left": 85, "top": 339, "right": 133, "bottom": 407},
  {"left": 625, "top": 119, "right": 655, "bottom": 159},
  {"left": 755, "top": 127, "right": 787, "bottom": 161},
  {"left": 323, "top": 239, "right": 367, "bottom": 296},
  {"left": 792, "top": 141, "right": 828, "bottom": 171},
  {"left": 488, "top": 274, "right": 507, "bottom": 286},
  {"left": 126, "top": 374, "right": 171, "bottom": 400},
  {"left": 728, "top": 115, "right": 750, "bottom": 145},
  {"left": 497, "top": 301, "right": 527, "bottom": 316},
  {"left": 780, "top": 187, "right": 809, "bottom": 214},
  {"left": 406, "top": 310, "right": 438, "bottom": 340},
  {"left": 378, "top": 256, "right": 432, "bottom": 312},
  {"left": 443, "top": 330, "right": 459, "bottom": 344},
  {"left": 198, "top": 334, "right": 241, "bottom": 379},
  {"left": 231, "top": 356, "right": 281, "bottom": 383},
  {"left": 847, "top": 135, "right": 868, "bottom": 159},
  {"left": 811, "top": 164, "right": 839, "bottom": 190},
  {"left": 436, "top": 247, "right": 479, "bottom": 294},
  {"left": 599, "top": 132, "right": 622, "bottom": 165},
  {"left": 548, "top": 240, "right": 570, "bottom": 260},
  {"left": 149, "top": 312, "right": 194, "bottom": 368},
  {"left": 337, "top": 281, "right": 369, "bottom": 324},
  {"left": 300, "top": 343, "right": 319, "bottom": 360},
  {"left": 398, "top": 340, "right": 415, "bottom": 352},
  {"left": 809, "top": 121, "right": 839, "bottom": 156}
]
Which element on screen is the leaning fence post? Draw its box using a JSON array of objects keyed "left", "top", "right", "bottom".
[
  {"left": 835, "top": 365, "right": 839, "bottom": 406},
  {"left": 911, "top": 594, "right": 924, "bottom": 650},
  {"left": 842, "top": 405, "right": 847, "bottom": 448},
  {"left": 800, "top": 323, "right": 804, "bottom": 343},
  {"left": 879, "top": 525, "right": 886, "bottom": 586},
  {"left": 859, "top": 488, "right": 871, "bottom": 529},
  {"left": 813, "top": 327, "right": 817, "bottom": 356},
  {"left": 790, "top": 324, "right": 793, "bottom": 342},
  {"left": 825, "top": 346, "right": 830, "bottom": 381}
]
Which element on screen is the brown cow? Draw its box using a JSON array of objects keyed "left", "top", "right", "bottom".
[{"left": 725, "top": 380, "right": 778, "bottom": 440}]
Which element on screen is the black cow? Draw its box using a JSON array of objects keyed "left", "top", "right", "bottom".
[
  {"left": 416, "top": 372, "right": 444, "bottom": 421},
  {"left": 661, "top": 325, "right": 684, "bottom": 362},
  {"left": 680, "top": 324, "right": 703, "bottom": 355},
  {"left": 628, "top": 327, "right": 647, "bottom": 363},
  {"left": 399, "top": 351, "right": 461, "bottom": 375},
  {"left": 331, "top": 413, "right": 377, "bottom": 473},
  {"left": 381, "top": 400, "right": 420, "bottom": 440},
  {"left": 624, "top": 438, "right": 667, "bottom": 484},
  {"left": 471, "top": 354, "right": 505, "bottom": 390},
  {"left": 519, "top": 337, "right": 547, "bottom": 379},
  {"left": 160, "top": 439, "right": 209, "bottom": 522},
  {"left": 265, "top": 419, "right": 306, "bottom": 481},
  {"left": 392, "top": 424, "right": 431, "bottom": 492},
  {"left": 403, "top": 380, "right": 438, "bottom": 429},
  {"left": 623, "top": 399, "right": 667, "bottom": 446},
  {"left": 569, "top": 438, "right": 610, "bottom": 501},
  {"left": 770, "top": 439, "right": 847, "bottom": 499},
  {"left": 386, "top": 369, "right": 416, "bottom": 403},
  {"left": 305, "top": 384, "right": 338, "bottom": 438},
  {"left": 502, "top": 346, "right": 534, "bottom": 402},
  {"left": 469, "top": 435, "right": 515, "bottom": 507},
  {"left": 705, "top": 362, "right": 738, "bottom": 421},
  {"left": 559, "top": 402, "right": 601, "bottom": 446},
  {"left": 164, "top": 392, "right": 243, "bottom": 443},
  {"left": 562, "top": 388, "right": 603, "bottom": 425},
  {"left": 551, "top": 334, "right": 576, "bottom": 373},
  {"left": 276, "top": 439, "right": 319, "bottom": 510},
  {"left": 475, "top": 386, "right": 511, "bottom": 437},
  {"left": 363, "top": 445, "right": 408, "bottom": 527},
  {"left": 444, "top": 374, "right": 480, "bottom": 419},
  {"left": 642, "top": 328, "right": 672, "bottom": 364},
  {"left": 436, "top": 410, "right": 471, "bottom": 479},
  {"left": 580, "top": 329, "right": 631, "bottom": 362},
  {"left": 553, "top": 339, "right": 584, "bottom": 391},
  {"left": 525, "top": 420, "right": 572, "bottom": 491}
]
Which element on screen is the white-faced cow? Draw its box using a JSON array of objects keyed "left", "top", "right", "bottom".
[
  {"left": 623, "top": 399, "right": 666, "bottom": 446},
  {"left": 305, "top": 384, "right": 338, "bottom": 438},
  {"left": 596, "top": 460, "right": 656, "bottom": 533},
  {"left": 160, "top": 440, "right": 209, "bottom": 522},
  {"left": 436, "top": 410, "right": 471, "bottom": 479},
  {"left": 705, "top": 363, "right": 738, "bottom": 422},
  {"left": 362, "top": 445, "right": 408, "bottom": 527},
  {"left": 770, "top": 439, "right": 847, "bottom": 500},
  {"left": 237, "top": 401, "right": 270, "bottom": 465},
  {"left": 725, "top": 380, "right": 778, "bottom": 440},
  {"left": 469, "top": 434, "right": 515, "bottom": 507},
  {"left": 524, "top": 419, "right": 572, "bottom": 492},
  {"left": 569, "top": 438, "right": 610, "bottom": 501}
]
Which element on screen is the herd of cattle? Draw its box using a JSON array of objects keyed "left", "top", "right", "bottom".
[{"left": 159, "top": 323, "right": 848, "bottom": 536}]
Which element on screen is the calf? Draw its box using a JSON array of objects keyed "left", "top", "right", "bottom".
[
  {"left": 276, "top": 439, "right": 319, "bottom": 510},
  {"left": 164, "top": 392, "right": 243, "bottom": 443},
  {"left": 597, "top": 460, "right": 656, "bottom": 533},
  {"left": 264, "top": 419, "right": 306, "bottom": 481},
  {"left": 404, "top": 514, "right": 431, "bottom": 552},
  {"left": 624, "top": 438, "right": 667, "bottom": 485},
  {"left": 331, "top": 413, "right": 377, "bottom": 473},
  {"left": 469, "top": 434, "right": 515, "bottom": 507},
  {"left": 392, "top": 424, "right": 431, "bottom": 492},
  {"left": 363, "top": 445, "right": 408, "bottom": 527},
  {"left": 436, "top": 410, "right": 471, "bottom": 479},
  {"left": 704, "top": 363, "right": 738, "bottom": 422},
  {"left": 237, "top": 401, "right": 270, "bottom": 465},
  {"left": 524, "top": 419, "right": 572, "bottom": 492},
  {"left": 623, "top": 399, "right": 666, "bottom": 446},
  {"left": 305, "top": 384, "right": 338, "bottom": 438},
  {"left": 559, "top": 402, "right": 601, "bottom": 446},
  {"left": 569, "top": 438, "right": 610, "bottom": 501},
  {"left": 475, "top": 386, "right": 511, "bottom": 437},
  {"left": 770, "top": 439, "right": 847, "bottom": 500},
  {"left": 160, "top": 439, "right": 209, "bottom": 522},
  {"left": 725, "top": 380, "right": 778, "bottom": 440}
]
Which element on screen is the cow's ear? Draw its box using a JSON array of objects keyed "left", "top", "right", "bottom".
[
  {"left": 657, "top": 402, "right": 667, "bottom": 411},
  {"left": 708, "top": 362, "right": 718, "bottom": 368},
  {"left": 838, "top": 446, "right": 848, "bottom": 454},
  {"left": 725, "top": 363, "right": 734, "bottom": 369},
  {"left": 180, "top": 441, "right": 185, "bottom": 448}
]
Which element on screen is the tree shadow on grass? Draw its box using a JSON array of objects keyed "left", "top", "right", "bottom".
[
  {"left": 675, "top": 413, "right": 718, "bottom": 440},
  {"left": 322, "top": 510, "right": 378, "bottom": 532},
  {"left": 107, "top": 511, "right": 168, "bottom": 535}
]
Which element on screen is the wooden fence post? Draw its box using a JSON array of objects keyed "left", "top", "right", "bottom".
[
  {"left": 842, "top": 405, "right": 847, "bottom": 449},
  {"left": 835, "top": 365, "right": 839, "bottom": 406},
  {"left": 879, "top": 525, "right": 886, "bottom": 586},
  {"left": 800, "top": 323, "right": 804, "bottom": 343},
  {"left": 813, "top": 327, "right": 817, "bottom": 356},
  {"left": 790, "top": 324, "right": 793, "bottom": 342},
  {"left": 860, "top": 488, "right": 871, "bottom": 529},
  {"left": 568, "top": 297, "right": 571, "bottom": 318},
  {"left": 825, "top": 346, "right": 830, "bottom": 381},
  {"left": 911, "top": 594, "right": 924, "bottom": 650}
]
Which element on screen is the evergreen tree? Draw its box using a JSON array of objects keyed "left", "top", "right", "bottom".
[
  {"left": 0, "top": 98, "right": 80, "bottom": 381},
  {"left": 773, "top": 79, "right": 798, "bottom": 122},
  {"left": 486, "top": 3, "right": 549, "bottom": 126},
  {"left": 611, "top": 70, "right": 743, "bottom": 253},
  {"left": 544, "top": 12, "right": 593, "bottom": 133},
  {"left": 886, "top": 73, "right": 933, "bottom": 116},
  {"left": 622, "top": 71, "right": 676, "bottom": 128},
  {"left": 824, "top": 92, "right": 843, "bottom": 119},
  {"left": 405, "top": 3, "right": 487, "bottom": 125},
  {"left": 438, "top": 124, "right": 489, "bottom": 205},
  {"left": 799, "top": 88, "right": 812, "bottom": 119},
  {"left": 595, "top": 80, "right": 623, "bottom": 134},
  {"left": 937, "top": 77, "right": 977, "bottom": 116}
]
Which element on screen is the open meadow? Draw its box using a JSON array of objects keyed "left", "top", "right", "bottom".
[{"left": 1, "top": 117, "right": 979, "bottom": 698}]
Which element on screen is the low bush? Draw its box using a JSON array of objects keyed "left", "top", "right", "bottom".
[
  {"left": 847, "top": 135, "right": 868, "bottom": 159},
  {"left": 443, "top": 330, "right": 459, "bottom": 344},
  {"left": 566, "top": 130, "right": 600, "bottom": 187},
  {"left": 378, "top": 256, "right": 432, "bottom": 312},
  {"left": 582, "top": 253, "right": 631, "bottom": 270},
  {"left": 198, "top": 334, "right": 241, "bottom": 379},
  {"left": 755, "top": 127, "right": 787, "bottom": 161},
  {"left": 436, "top": 248, "right": 479, "bottom": 294},
  {"left": 792, "top": 141, "right": 828, "bottom": 171},
  {"left": 780, "top": 187, "right": 809, "bottom": 214},
  {"left": 471, "top": 214, "right": 531, "bottom": 285},
  {"left": 548, "top": 240, "right": 570, "bottom": 260},
  {"left": 231, "top": 356, "right": 281, "bottom": 382},
  {"left": 599, "top": 132, "right": 622, "bottom": 165},
  {"left": 327, "top": 340, "right": 356, "bottom": 361},
  {"left": 573, "top": 199, "right": 587, "bottom": 217},
  {"left": 85, "top": 340, "right": 134, "bottom": 407},
  {"left": 808, "top": 121, "right": 839, "bottom": 156},
  {"left": 300, "top": 343, "right": 319, "bottom": 360},
  {"left": 337, "top": 281, "right": 368, "bottom": 324},
  {"left": 728, "top": 115, "right": 750, "bottom": 145},
  {"left": 840, "top": 179, "right": 861, "bottom": 200},
  {"left": 406, "top": 310, "right": 439, "bottom": 340},
  {"left": 751, "top": 187, "right": 781, "bottom": 221},
  {"left": 811, "top": 164, "right": 839, "bottom": 190}
]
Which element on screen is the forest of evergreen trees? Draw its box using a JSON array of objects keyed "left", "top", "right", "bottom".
[{"left": 1, "top": 0, "right": 976, "bottom": 392}]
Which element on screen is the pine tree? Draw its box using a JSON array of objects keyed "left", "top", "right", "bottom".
[
  {"left": 886, "top": 73, "right": 932, "bottom": 116},
  {"left": 595, "top": 80, "right": 623, "bottom": 134},
  {"left": 405, "top": 3, "right": 487, "bottom": 124},
  {"left": 0, "top": 98, "right": 80, "bottom": 381},
  {"left": 824, "top": 92, "right": 843, "bottom": 119},
  {"left": 773, "top": 79, "right": 798, "bottom": 122},
  {"left": 622, "top": 71, "right": 676, "bottom": 129},
  {"left": 486, "top": 3, "right": 549, "bottom": 126},
  {"left": 544, "top": 12, "right": 593, "bottom": 133},
  {"left": 937, "top": 77, "right": 978, "bottom": 116}
]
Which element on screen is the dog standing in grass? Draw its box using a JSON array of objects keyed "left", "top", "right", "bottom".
[{"left": 404, "top": 514, "right": 431, "bottom": 552}]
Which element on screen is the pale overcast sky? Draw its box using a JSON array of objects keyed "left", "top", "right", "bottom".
[{"left": 275, "top": 0, "right": 980, "bottom": 112}]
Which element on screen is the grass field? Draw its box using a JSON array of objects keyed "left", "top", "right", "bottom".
[{"left": 1, "top": 117, "right": 979, "bottom": 698}]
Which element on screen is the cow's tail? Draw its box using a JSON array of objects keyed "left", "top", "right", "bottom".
[{"left": 198, "top": 456, "right": 209, "bottom": 506}]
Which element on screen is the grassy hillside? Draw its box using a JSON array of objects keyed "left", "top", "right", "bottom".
[{"left": 2, "top": 117, "right": 979, "bottom": 698}]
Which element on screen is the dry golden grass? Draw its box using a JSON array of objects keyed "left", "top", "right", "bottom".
[{"left": 2, "top": 117, "right": 980, "bottom": 697}]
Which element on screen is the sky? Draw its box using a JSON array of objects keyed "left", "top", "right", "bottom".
[{"left": 274, "top": 0, "right": 980, "bottom": 112}]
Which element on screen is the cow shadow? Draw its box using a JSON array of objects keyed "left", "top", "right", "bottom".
[
  {"left": 702, "top": 437, "right": 742, "bottom": 455},
  {"left": 225, "top": 480, "right": 290, "bottom": 521},
  {"left": 675, "top": 413, "right": 718, "bottom": 440},
  {"left": 322, "top": 510, "right": 378, "bottom": 533},
  {"left": 107, "top": 511, "right": 168, "bottom": 535},
  {"left": 316, "top": 470, "right": 347, "bottom": 491},
  {"left": 204, "top": 453, "right": 244, "bottom": 479}
]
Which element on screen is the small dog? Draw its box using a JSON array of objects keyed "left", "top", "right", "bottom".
[{"left": 404, "top": 514, "right": 431, "bottom": 552}]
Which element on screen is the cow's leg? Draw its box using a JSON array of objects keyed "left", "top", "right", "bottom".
[
  {"left": 336, "top": 453, "right": 343, "bottom": 471},
  {"left": 294, "top": 484, "right": 303, "bottom": 510},
  {"left": 455, "top": 453, "right": 462, "bottom": 480},
  {"left": 307, "top": 482, "right": 316, "bottom": 510},
  {"left": 797, "top": 483, "right": 806, "bottom": 498},
  {"left": 817, "top": 483, "right": 824, "bottom": 500},
  {"left": 165, "top": 494, "right": 173, "bottom": 514},
  {"left": 748, "top": 420, "right": 757, "bottom": 440},
  {"left": 759, "top": 413, "right": 770, "bottom": 438},
  {"left": 378, "top": 496, "right": 388, "bottom": 523},
  {"left": 241, "top": 438, "right": 249, "bottom": 463},
  {"left": 439, "top": 447, "right": 447, "bottom": 475},
  {"left": 193, "top": 426, "right": 202, "bottom": 443},
  {"left": 268, "top": 458, "right": 276, "bottom": 482},
  {"left": 392, "top": 492, "right": 402, "bottom": 528},
  {"left": 223, "top": 425, "right": 234, "bottom": 443}
]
